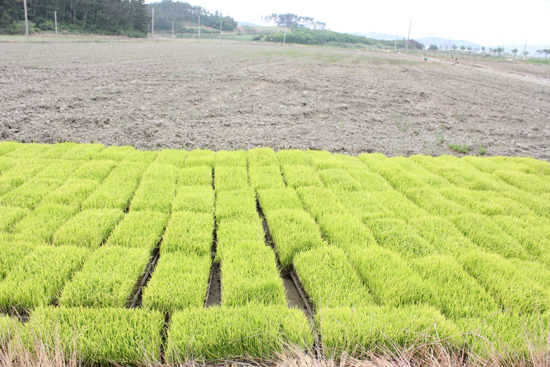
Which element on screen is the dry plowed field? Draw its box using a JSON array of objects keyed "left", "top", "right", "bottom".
[
  {"left": 1, "top": 142, "right": 550, "bottom": 365},
  {"left": 0, "top": 42, "right": 549, "bottom": 159}
]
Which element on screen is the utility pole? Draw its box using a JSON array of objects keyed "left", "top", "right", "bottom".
[
  {"left": 151, "top": 8, "right": 154, "bottom": 39},
  {"left": 198, "top": 15, "right": 200, "bottom": 42},
  {"left": 405, "top": 19, "right": 412, "bottom": 53},
  {"left": 522, "top": 40, "right": 527, "bottom": 63},
  {"left": 172, "top": 21, "right": 174, "bottom": 37},
  {"left": 23, "top": 0, "right": 29, "bottom": 42},
  {"left": 219, "top": 20, "right": 222, "bottom": 43},
  {"left": 283, "top": 23, "right": 286, "bottom": 44},
  {"left": 54, "top": 11, "right": 57, "bottom": 36}
]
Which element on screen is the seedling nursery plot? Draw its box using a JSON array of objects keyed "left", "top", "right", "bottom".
[{"left": 1, "top": 142, "right": 550, "bottom": 364}]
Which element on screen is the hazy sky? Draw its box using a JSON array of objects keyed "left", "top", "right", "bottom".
[{"left": 152, "top": 0, "right": 550, "bottom": 46}]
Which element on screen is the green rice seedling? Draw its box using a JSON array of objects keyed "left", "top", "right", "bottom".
[
  {"left": 220, "top": 242, "right": 286, "bottom": 307},
  {"left": 106, "top": 211, "right": 168, "bottom": 252},
  {"left": 489, "top": 156, "right": 550, "bottom": 176},
  {"left": 408, "top": 216, "right": 478, "bottom": 257},
  {"left": 40, "top": 142, "right": 79, "bottom": 159},
  {"left": 216, "top": 150, "right": 247, "bottom": 166},
  {"left": 316, "top": 213, "right": 378, "bottom": 253},
  {"left": 0, "top": 141, "right": 22, "bottom": 156},
  {"left": 403, "top": 187, "right": 467, "bottom": 217},
  {"left": 248, "top": 147, "right": 278, "bottom": 166},
  {"left": 215, "top": 166, "right": 249, "bottom": 191},
  {"left": 0, "top": 315, "right": 20, "bottom": 340},
  {"left": 411, "top": 255, "right": 499, "bottom": 319},
  {"left": 317, "top": 169, "right": 362, "bottom": 191},
  {"left": 70, "top": 159, "right": 117, "bottom": 181},
  {"left": 217, "top": 219, "right": 265, "bottom": 250},
  {"left": 178, "top": 166, "right": 212, "bottom": 186},
  {"left": 362, "top": 190, "right": 426, "bottom": 221},
  {"left": 0, "top": 178, "right": 62, "bottom": 210},
  {"left": 337, "top": 191, "right": 394, "bottom": 220},
  {"left": 166, "top": 305, "right": 313, "bottom": 361},
  {"left": 142, "top": 253, "right": 210, "bottom": 312},
  {"left": 543, "top": 193, "right": 550, "bottom": 201},
  {"left": 93, "top": 145, "right": 135, "bottom": 161},
  {"left": 500, "top": 190, "right": 550, "bottom": 218},
  {"left": 331, "top": 153, "right": 366, "bottom": 169},
  {"left": 0, "top": 158, "right": 47, "bottom": 180},
  {"left": 346, "top": 168, "right": 394, "bottom": 191},
  {"left": 105, "top": 161, "right": 149, "bottom": 183},
  {"left": 184, "top": 149, "right": 216, "bottom": 168},
  {"left": 0, "top": 156, "right": 17, "bottom": 174},
  {"left": 22, "top": 306, "right": 163, "bottom": 364},
  {"left": 61, "top": 143, "right": 104, "bottom": 160},
  {"left": 215, "top": 189, "right": 258, "bottom": 222},
  {"left": 509, "top": 258, "right": 550, "bottom": 290},
  {"left": 172, "top": 186, "right": 214, "bottom": 213},
  {"left": 59, "top": 246, "right": 150, "bottom": 308},
  {"left": 282, "top": 165, "right": 324, "bottom": 188},
  {"left": 0, "top": 245, "right": 89, "bottom": 312},
  {"left": 435, "top": 166, "right": 513, "bottom": 191},
  {"left": 0, "top": 206, "right": 29, "bottom": 232},
  {"left": 365, "top": 219, "right": 434, "bottom": 258},
  {"left": 53, "top": 209, "right": 123, "bottom": 249},
  {"left": 81, "top": 180, "right": 138, "bottom": 210},
  {"left": 141, "top": 162, "right": 178, "bottom": 182},
  {"left": 249, "top": 165, "right": 286, "bottom": 190},
  {"left": 264, "top": 209, "right": 324, "bottom": 267},
  {"left": 522, "top": 216, "right": 550, "bottom": 240},
  {"left": 296, "top": 187, "right": 347, "bottom": 221},
  {"left": 155, "top": 149, "right": 187, "bottom": 167},
  {"left": 393, "top": 157, "right": 453, "bottom": 188},
  {"left": 122, "top": 150, "right": 159, "bottom": 163},
  {"left": 130, "top": 179, "right": 176, "bottom": 213},
  {"left": 492, "top": 215, "right": 550, "bottom": 261},
  {"left": 294, "top": 246, "right": 375, "bottom": 309},
  {"left": 358, "top": 152, "right": 388, "bottom": 166},
  {"left": 0, "top": 176, "right": 26, "bottom": 197},
  {"left": 34, "top": 160, "right": 83, "bottom": 181},
  {"left": 307, "top": 153, "right": 341, "bottom": 170},
  {"left": 256, "top": 188, "right": 304, "bottom": 214},
  {"left": 351, "top": 245, "right": 434, "bottom": 306},
  {"left": 450, "top": 213, "right": 527, "bottom": 260},
  {"left": 276, "top": 149, "right": 309, "bottom": 166},
  {"left": 493, "top": 170, "right": 550, "bottom": 195},
  {"left": 42, "top": 179, "right": 98, "bottom": 207},
  {"left": 462, "top": 156, "right": 505, "bottom": 173},
  {"left": 318, "top": 305, "right": 460, "bottom": 357},
  {"left": 439, "top": 187, "right": 534, "bottom": 217},
  {"left": 14, "top": 203, "right": 78, "bottom": 244},
  {"left": 0, "top": 240, "right": 34, "bottom": 279},
  {"left": 5, "top": 143, "right": 52, "bottom": 158},
  {"left": 460, "top": 250, "right": 550, "bottom": 313},
  {"left": 363, "top": 158, "right": 428, "bottom": 190},
  {"left": 161, "top": 211, "right": 213, "bottom": 256}
]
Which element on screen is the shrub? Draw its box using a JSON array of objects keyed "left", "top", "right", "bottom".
[
  {"left": 106, "top": 211, "right": 168, "bottom": 252},
  {"left": 22, "top": 306, "right": 163, "bottom": 364},
  {"left": 172, "top": 186, "right": 214, "bottom": 213},
  {"left": 264, "top": 209, "right": 324, "bottom": 267},
  {"left": 142, "top": 253, "right": 211, "bottom": 311},
  {"left": 161, "top": 211, "right": 213, "bottom": 256},
  {"left": 0, "top": 245, "right": 89, "bottom": 312},
  {"left": 53, "top": 209, "right": 124, "bottom": 249},
  {"left": 59, "top": 246, "right": 150, "bottom": 308},
  {"left": 14, "top": 203, "right": 78, "bottom": 244},
  {"left": 166, "top": 305, "right": 313, "bottom": 361},
  {"left": 294, "top": 246, "right": 375, "bottom": 309},
  {"left": 282, "top": 165, "right": 324, "bottom": 188},
  {"left": 61, "top": 143, "right": 104, "bottom": 160},
  {"left": 177, "top": 166, "right": 212, "bottom": 186}
]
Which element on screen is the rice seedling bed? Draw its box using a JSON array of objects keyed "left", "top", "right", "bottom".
[{"left": 1, "top": 142, "right": 550, "bottom": 364}]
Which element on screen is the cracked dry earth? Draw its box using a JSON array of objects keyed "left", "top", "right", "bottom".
[{"left": 0, "top": 41, "right": 549, "bottom": 159}]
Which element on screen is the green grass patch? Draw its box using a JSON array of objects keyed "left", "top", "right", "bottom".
[
  {"left": 0, "top": 245, "right": 89, "bottom": 312},
  {"left": 106, "top": 211, "right": 168, "bottom": 252},
  {"left": 53, "top": 209, "right": 123, "bottom": 249},
  {"left": 155, "top": 148, "right": 187, "bottom": 167},
  {"left": 215, "top": 189, "right": 258, "bottom": 222},
  {"left": 0, "top": 206, "right": 29, "bottom": 232},
  {"left": 59, "top": 246, "right": 150, "bottom": 308},
  {"left": 70, "top": 159, "right": 117, "bottom": 181},
  {"left": 142, "top": 253, "right": 211, "bottom": 312},
  {"left": 264, "top": 209, "right": 324, "bottom": 267},
  {"left": 60, "top": 143, "right": 104, "bottom": 160},
  {"left": 13, "top": 203, "right": 78, "bottom": 244},
  {"left": 282, "top": 165, "right": 324, "bottom": 188},
  {"left": 0, "top": 178, "right": 62, "bottom": 209},
  {"left": 22, "top": 306, "right": 163, "bottom": 364},
  {"left": 215, "top": 166, "right": 249, "bottom": 191},
  {"left": 178, "top": 166, "right": 213, "bottom": 186},
  {"left": 166, "top": 305, "right": 313, "bottom": 361},
  {"left": 294, "top": 246, "right": 374, "bottom": 309},
  {"left": 130, "top": 179, "right": 176, "bottom": 213},
  {"left": 42, "top": 179, "right": 98, "bottom": 207},
  {"left": 184, "top": 149, "right": 216, "bottom": 168},
  {"left": 216, "top": 150, "right": 247, "bottom": 167},
  {"left": 172, "top": 186, "right": 214, "bottom": 213},
  {"left": 249, "top": 165, "right": 286, "bottom": 190},
  {"left": 93, "top": 145, "right": 135, "bottom": 161},
  {"left": 161, "top": 211, "right": 213, "bottom": 256},
  {"left": 351, "top": 245, "right": 434, "bottom": 306}
]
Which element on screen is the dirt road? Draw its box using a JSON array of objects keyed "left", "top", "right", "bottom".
[{"left": 1, "top": 41, "right": 549, "bottom": 159}]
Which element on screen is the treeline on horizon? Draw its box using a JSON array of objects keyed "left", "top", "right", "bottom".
[{"left": 147, "top": 0, "right": 237, "bottom": 33}]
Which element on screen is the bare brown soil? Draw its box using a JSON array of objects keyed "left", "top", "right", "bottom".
[{"left": 1, "top": 41, "right": 549, "bottom": 159}]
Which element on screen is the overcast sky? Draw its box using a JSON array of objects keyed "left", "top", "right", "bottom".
[{"left": 149, "top": 0, "right": 550, "bottom": 46}]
